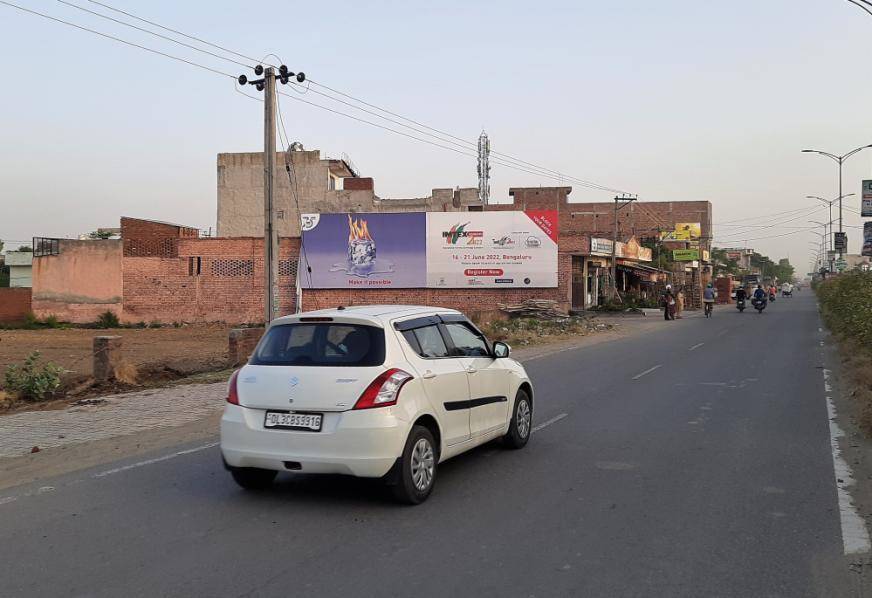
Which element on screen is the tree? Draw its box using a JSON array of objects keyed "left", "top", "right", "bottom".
[
  {"left": 0, "top": 239, "right": 4, "bottom": 253},
  {"left": 711, "top": 248, "right": 741, "bottom": 277},
  {"left": 88, "top": 230, "right": 114, "bottom": 240},
  {"left": 17, "top": 245, "right": 32, "bottom": 252}
]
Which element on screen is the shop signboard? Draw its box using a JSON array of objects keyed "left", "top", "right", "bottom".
[
  {"left": 301, "top": 213, "right": 427, "bottom": 288},
  {"left": 702, "top": 249, "right": 711, "bottom": 262},
  {"left": 590, "top": 237, "right": 614, "bottom": 256},
  {"left": 835, "top": 231, "right": 848, "bottom": 253},
  {"left": 673, "top": 248, "right": 700, "bottom": 261},
  {"left": 426, "top": 211, "right": 558, "bottom": 288},
  {"left": 863, "top": 222, "right": 872, "bottom": 257},
  {"left": 862, "top": 180, "right": 872, "bottom": 218}
]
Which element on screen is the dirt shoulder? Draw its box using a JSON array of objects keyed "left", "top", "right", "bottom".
[
  {"left": 0, "top": 313, "right": 673, "bottom": 492},
  {"left": 0, "top": 325, "right": 231, "bottom": 379}
]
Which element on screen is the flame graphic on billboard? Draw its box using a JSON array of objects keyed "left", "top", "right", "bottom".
[
  {"left": 347, "top": 215, "right": 373, "bottom": 243},
  {"left": 347, "top": 214, "right": 377, "bottom": 272}
]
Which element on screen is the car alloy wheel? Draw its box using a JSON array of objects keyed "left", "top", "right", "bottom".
[
  {"left": 503, "top": 389, "right": 532, "bottom": 449},
  {"left": 411, "top": 437, "right": 435, "bottom": 492},
  {"left": 516, "top": 398, "right": 532, "bottom": 440}
]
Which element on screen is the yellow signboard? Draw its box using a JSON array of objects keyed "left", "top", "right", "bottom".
[{"left": 673, "top": 222, "right": 701, "bottom": 240}]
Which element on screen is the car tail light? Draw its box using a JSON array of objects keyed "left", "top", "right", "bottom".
[
  {"left": 353, "top": 368, "right": 413, "bottom": 410},
  {"left": 226, "top": 370, "right": 240, "bottom": 405}
]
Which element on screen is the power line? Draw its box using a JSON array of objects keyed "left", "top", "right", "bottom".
[
  {"left": 56, "top": 0, "right": 252, "bottom": 69},
  {"left": 714, "top": 204, "right": 820, "bottom": 225},
  {"left": 276, "top": 90, "right": 621, "bottom": 190},
  {"left": 0, "top": 0, "right": 236, "bottom": 79},
  {"left": 78, "top": 0, "right": 627, "bottom": 194}
]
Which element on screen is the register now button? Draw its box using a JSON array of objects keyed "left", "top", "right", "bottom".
[{"left": 464, "top": 268, "right": 504, "bottom": 276}]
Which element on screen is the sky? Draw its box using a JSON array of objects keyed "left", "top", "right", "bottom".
[{"left": 1, "top": 0, "right": 871, "bottom": 272}]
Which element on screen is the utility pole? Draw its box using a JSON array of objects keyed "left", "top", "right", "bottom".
[
  {"left": 263, "top": 67, "right": 278, "bottom": 323},
  {"left": 610, "top": 194, "right": 637, "bottom": 301},
  {"left": 237, "top": 64, "right": 306, "bottom": 323}
]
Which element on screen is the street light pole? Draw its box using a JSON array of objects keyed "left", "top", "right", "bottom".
[{"left": 802, "top": 144, "right": 872, "bottom": 258}]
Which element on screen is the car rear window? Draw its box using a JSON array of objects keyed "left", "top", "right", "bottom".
[{"left": 250, "top": 323, "right": 385, "bottom": 367}]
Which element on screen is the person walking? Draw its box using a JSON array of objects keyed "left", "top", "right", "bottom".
[
  {"left": 675, "top": 286, "right": 685, "bottom": 319},
  {"left": 662, "top": 285, "right": 676, "bottom": 320}
]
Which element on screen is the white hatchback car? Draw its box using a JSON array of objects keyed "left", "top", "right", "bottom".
[{"left": 220, "top": 305, "right": 534, "bottom": 503}]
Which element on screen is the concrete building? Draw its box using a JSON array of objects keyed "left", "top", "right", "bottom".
[
  {"left": 217, "top": 149, "right": 480, "bottom": 237},
  {"left": 5, "top": 250, "right": 33, "bottom": 287}
]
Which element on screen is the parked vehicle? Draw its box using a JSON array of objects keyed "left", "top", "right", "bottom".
[{"left": 220, "top": 305, "right": 534, "bottom": 504}]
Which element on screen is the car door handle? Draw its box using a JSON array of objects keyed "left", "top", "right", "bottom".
[
  {"left": 466, "top": 367, "right": 477, "bottom": 374},
  {"left": 422, "top": 370, "right": 436, "bottom": 379}
]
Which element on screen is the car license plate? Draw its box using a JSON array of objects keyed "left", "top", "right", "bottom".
[{"left": 264, "top": 411, "right": 322, "bottom": 431}]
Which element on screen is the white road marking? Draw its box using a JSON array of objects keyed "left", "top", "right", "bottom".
[
  {"left": 532, "top": 412, "right": 568, "bottom": 433},
  {"left": 688, "top": 343, "right": 705, "bottom": 352},
  {"left": 93, "top": 442, "right": 218, "bottom": 478},
  {"left": 0, "top": 496, "right": 17, "bottom": 506},
  {"left": 632, "top": 365, "right": 662, "bottom": 380},
  {"left": 823, "top": 369, "right": 871, "bottom": 555},
  {"left": 717, "top": 328, "right": 729, "bottom": 337}
]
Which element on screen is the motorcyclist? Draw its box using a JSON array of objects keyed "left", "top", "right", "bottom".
[
  {"left": 753, "top": 284, "right": 767, "bottom": 305},
  {"left": 735, "top": 286, "right": 747, "bottom": 302}
]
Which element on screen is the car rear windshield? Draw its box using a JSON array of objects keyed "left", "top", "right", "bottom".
[{"left": 250, "top": 323, "right": 385, "bottom": 367}]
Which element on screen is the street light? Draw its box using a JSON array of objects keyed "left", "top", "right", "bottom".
[
  {"left": 802, "top": 144, "right": 872, "bottom": 257},
  {"left": 806, "top": 194, "right": 855, "bottom": 256},
  {"left": 808, "top": 220, "right": 833, "bottom": 271}
]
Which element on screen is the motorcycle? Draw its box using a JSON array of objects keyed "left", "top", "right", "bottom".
[
  {"left": 752, "top": 298, "right": 767, "bottom": 313},
  {"left": 736, "top": 298, "right": 746, "bottom": 312},
  {"left": 769, "top": 292, "right": 776, "bottom": 303}
]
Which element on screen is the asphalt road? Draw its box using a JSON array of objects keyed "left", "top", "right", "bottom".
[{"left": 0, "top": 293, "right": 859, "bottom": 597}]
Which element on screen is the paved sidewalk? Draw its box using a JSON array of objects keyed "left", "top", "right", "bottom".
[{"left": 0, "top": 383, "right": 225, "bottom": 458}]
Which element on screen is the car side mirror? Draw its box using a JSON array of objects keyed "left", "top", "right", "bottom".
[{"left": 493, "top": 341, "right": 511, "bottom": 358}]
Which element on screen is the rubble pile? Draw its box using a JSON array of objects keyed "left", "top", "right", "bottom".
[{"left": 498, "top": 299, "right": 568, "bottom": 321}]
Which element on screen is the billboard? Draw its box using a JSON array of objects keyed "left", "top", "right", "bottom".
[
  {"left": 662, "top": 222, "right": 701, "bottom": 241},
  {"left": 862, "top": 180, "right": 872, "bottom": 218},
  {"left": 673, "top": 248, "right": 699, "bottom": 261},
  {"left": 300, "top": 213, "right": 427, "bottom": 288},
  {"left": 863, "top": 222, "right": 872, "bottom": 257},
  {"left": 426, "top": 211, "right": 558, "bottom": 288},
  {"left": 835, "top": 232, "right": 848, "bottom": 253}
]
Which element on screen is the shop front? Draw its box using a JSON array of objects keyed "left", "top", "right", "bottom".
[{"left": 580, "top": 237, "right": 657, "bottom": 308}]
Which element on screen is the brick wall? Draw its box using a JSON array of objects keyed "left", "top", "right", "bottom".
[
  {"left": 121, "top": 234, "right": 571, "bottom": 324},
  {"left": 0, "top": 288, "right": 32, "bottom": 324},
  {"left": 121, "top": 217, "right": 199, "bottom": 258},
  {"left": 122, "top": 238, "right": 299, "bottom": 324}
]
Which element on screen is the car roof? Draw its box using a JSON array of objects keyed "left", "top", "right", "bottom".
[{"left": 271, "top": 305, "right": 462, "bottom": 326}]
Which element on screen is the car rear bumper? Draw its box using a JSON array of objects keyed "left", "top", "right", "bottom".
[{"left": 220, "top": 403, "right": 409, "bottom": 478}]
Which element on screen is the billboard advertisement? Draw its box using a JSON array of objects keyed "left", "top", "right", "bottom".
[
  {"left": 862, "top": 180, "right": 872, "bottom": 218},
  {"left": 863, "top": 222, "right": 872, "bottom": 257},
  {"left": 662, "top": 222, "right": 701, "bottom": 241},
  {"left": 300, "top": 213, "right": 427, "bottom": 288},
  {"left": 673, "top": 248, "right": 699, "bottom": 261},
  {"left": 426, "top": 211, "right": 558, "bottom": 288},
  {"left": 835, "top": 231, "right": 848, "bottom": 253}
]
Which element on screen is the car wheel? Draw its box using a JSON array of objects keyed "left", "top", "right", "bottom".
[
  {"left": 391, "top": 425, "right": 437, "bottom": 505},
  {"left": 503, "top": 389, "right": 532, "bottom": 449},
  {"left": 230, "top": 467, "right": 277, "bottom": 490}
]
